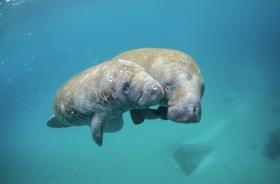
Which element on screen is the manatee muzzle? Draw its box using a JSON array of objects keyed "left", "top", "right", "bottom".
[
  {"left": 185, "top": 104, "right": 201, "bottom": 122},
  {"left": 137, "top": 81, "right": 164, "bottom": 107},
  {"left": 168, "top": 103, "right": 201, "bottom": 123}
]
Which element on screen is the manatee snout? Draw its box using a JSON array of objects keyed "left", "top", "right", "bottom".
[
  {"left": 129, "top": 71, "right": 164, "bottom": 108},
  {"left": 168, "top": 102, "right": 201, "bottom": 123},
  {"left": 138, "top": 79, "right": 164, "bottom": 107},
  {"left": 185, "top": 104, "right": 201, "bottom": 122}
]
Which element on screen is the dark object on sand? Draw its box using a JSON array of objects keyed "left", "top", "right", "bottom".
[
  {"left": 172, "top": 143, "right": 211, "bottom": 175},
  {"left": 263, "top": 128, "right": 280, "bottom": 160}
]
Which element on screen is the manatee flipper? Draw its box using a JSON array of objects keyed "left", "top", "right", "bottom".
[
  {"left": 130, "top": 109, "right": 163, "bottom": 124},
  {"left": 130, "top": 109, "right": 145, "bottom": 124},
  {"left": 47, "top": 115, "right": 69, "bottom": 128},
  {"left": 91, "top": 114, "right": 105, "bottom": 146},
  {"left": 157, "top": 106, "right": 168, "bottom": 120},
  {"left": 104, "top": 115, "right": 124, "bottom": 133},
  {"left": 142, "top": 109, "right": 164, "bottom": 120}
]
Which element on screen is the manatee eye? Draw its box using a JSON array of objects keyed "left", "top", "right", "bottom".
[
  {"left": 122, "top": 82, "right": 131, "bottom": 94},
  {"left": 164, "top": 81, "right": 174, "bottom": 92},
  {"left": 164, "top": 82, "right": 172, "bottom": 89}
]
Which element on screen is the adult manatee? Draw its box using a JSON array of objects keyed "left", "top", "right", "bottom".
[
  {"left": 46, "top": 59, "right": 164, "bottom": 146},
  {"left": 114, "top": 48, "right": 204, "bottom": 124}
]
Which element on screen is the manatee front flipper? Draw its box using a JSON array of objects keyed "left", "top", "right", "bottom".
[
  {"left": 104, "top": 115, "right": 124, "bottom": 133},
  {"left": 157, "top": 106, "right": 168, "bottom": 120},
  {"left": 130, "top": 109, "right": 162, "bottom": 124},
  {"left": 46, "top": 115, "right": 69, "bottom": 128},
  {"left": 130, "top": 106, "right": 169, "bottom": 124},
  {"left": 91, "top": 114, "right": 106, "bottom": 146},
  {"left": 130, "top": 109, "right": 145, "bottom": 124}
]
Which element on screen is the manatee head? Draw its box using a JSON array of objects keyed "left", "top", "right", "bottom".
[
  {"left": 122, "top": 70, "right": 164, "bottom": 108},
  {"left": 166, "top": 74, "right": 204, "bottom": 123}
]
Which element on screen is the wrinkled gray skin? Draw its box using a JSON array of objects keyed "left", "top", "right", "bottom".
[
  {"left": 114, "top": 48, "right": 204, "bottom": 124},
  {"left": 46, "top": 59, "right": 164, "bottom": 146}
]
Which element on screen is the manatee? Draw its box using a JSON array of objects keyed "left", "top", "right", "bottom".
[
  {"left": 46, "top": 59, "right": 164, "bottom": 146},
  {"left": 114, "top": 48, "right": 204, "bottom": 124}
]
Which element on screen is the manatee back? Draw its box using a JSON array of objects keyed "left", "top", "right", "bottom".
[{"left": 114, "top": 48, "right": 202, "bottom": 76}]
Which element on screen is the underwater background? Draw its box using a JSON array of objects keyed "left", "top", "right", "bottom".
[{"left": 1, "top": 0, "right": 280, "bottom": 183}]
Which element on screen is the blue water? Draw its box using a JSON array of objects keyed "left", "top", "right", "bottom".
[{"left": 1, "top": 0, "right": 280, "bottom": 183}]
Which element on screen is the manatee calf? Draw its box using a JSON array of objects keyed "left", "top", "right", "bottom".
[
  {"left": 114, "top": 48, "right": 204, "bottom": 124},
  {"left": 46, "top": 59, "right": 164, "bottom": 146}
]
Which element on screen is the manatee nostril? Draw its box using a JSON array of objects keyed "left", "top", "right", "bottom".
[
  {"left": 151, "top": 85, "right": 158, "bottom": 94},
  {"left": 196, "top": 106, "right": 201, "bottom": 113},
  {"left": 187, "top": 106, "right": 194, "bottom": 112},
  {"left": 150, "top": 84, "right": 162, "bottom": 95},
  {"left": 187, "top": 105, "right": 201, "bottom": 115},
  {"left": 184, "top": 105, "right": 201, "bottom": 122}
]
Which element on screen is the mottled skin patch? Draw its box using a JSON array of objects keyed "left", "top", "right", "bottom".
[
  {"left": 46, "top": 59, "right": 164, "bottom": 146},
  {"left": 114, "top": 48, "right": 204, "bottom": 123}
]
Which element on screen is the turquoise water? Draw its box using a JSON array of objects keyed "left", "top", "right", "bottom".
[{"left": 1, "top": 0, "right": 280, "bottom": 183}]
